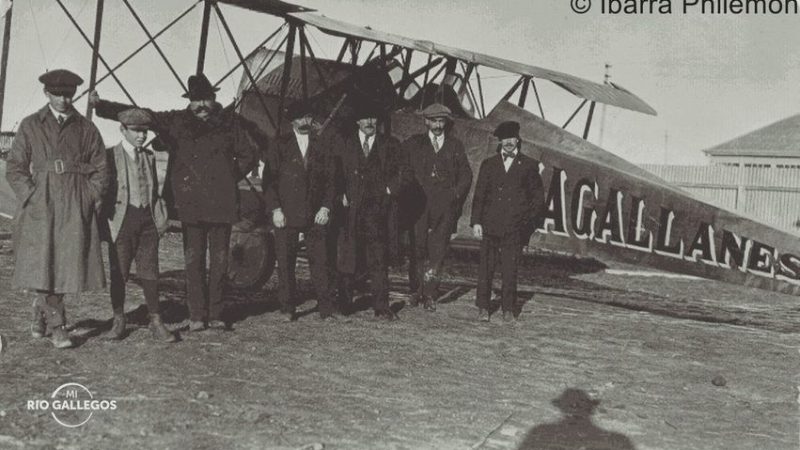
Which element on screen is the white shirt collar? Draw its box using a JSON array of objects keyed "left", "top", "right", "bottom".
[
  {"left": 293, "top": 130, "right": 309, "bottom": 155},
  {"left": 428, "top": 131, "right": 444, "bottom": 148},
  {"left": 49, "top": 105, "right": 69, "bottom": 123},
  {"left": 120, "top": 139, "right": 140, "bottom": 160},
  {"left": 359, "top": 130, "right": 375, "bottom": 149}
]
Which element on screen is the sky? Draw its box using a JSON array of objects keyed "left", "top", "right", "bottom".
[{"left": 2, "top": 0, "right": 799, "bottom": 165}]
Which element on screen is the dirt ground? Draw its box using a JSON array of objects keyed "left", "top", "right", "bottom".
[{"left": 0, "top": 217, "right": 797, "bottom": 450}]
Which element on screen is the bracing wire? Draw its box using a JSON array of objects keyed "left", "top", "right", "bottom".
[{"left": 211, "top": 11, "right": 237, "bottom": 95}]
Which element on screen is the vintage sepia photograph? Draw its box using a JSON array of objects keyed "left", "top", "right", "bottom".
[{"left": 0, "top": 0, "right": 797, "bottom": 448}]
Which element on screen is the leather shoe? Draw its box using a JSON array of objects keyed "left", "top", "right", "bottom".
[
  {"left": 281, "top": 312, "right": 295, "bottom": 323},
  {"left": 408, "top": 294, "right": 421, "bottom": 307},
  {"left": 208, "top": 319, "right": 226, "bottom": 330},
  {"left": 149, "top": 315, "right": 177, "bottom": 343},
  {"left": 50, "top": 326, "right": 73, "bottom": 349},
  {"left": 502, "top": 311, "right": 516, "bottom": 322},
  {"left": 105, "top": 314, "right": 126, "bottom": 340},
  {"left": 189, "top": 320, "right": 206, "bottom": 332},
  {"left": 423, "top": 297, "right": 436, "bottom": 312},
  {"left": 31, "top": 298, "right": 47, "bottom": 338},
  {"left": 374, "top": 309, "right": 398, "bottom": 321},
  {"left": 477, "top": 308, "right": 490, "bottom": 322}
]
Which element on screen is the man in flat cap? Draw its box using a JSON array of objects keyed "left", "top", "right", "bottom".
[
  {"left": 262, "top": 101, "right": 338, "bottom": 321},
  {"left": 401, "top": 103, "right": 472, "bottom": 311},
  {"left": 90, "top": 73, "right": 259, "bottom": 331},
  {"left": 102, "top": 108, "right": 175, "bottom": 342},
  {"left": 5, "top": 69, "right": 107, "bottom": 349},
  {"left": 471, "top": 121, "right": 545, "bottom": 322},
  {"left": 336, "top": 100, "right": 409, "bottom": 320}
]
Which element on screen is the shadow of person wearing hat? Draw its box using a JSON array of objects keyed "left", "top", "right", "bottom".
[
  {"left": 90, "top": 73, "right": 260, "bottom": 331},
  {"left": 518, "top": 388, "right": 635, "bottom": 450}
]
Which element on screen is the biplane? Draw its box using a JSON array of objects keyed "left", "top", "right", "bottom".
[{"left": 3, "top": 0, "right": 800, "bottom": 296}]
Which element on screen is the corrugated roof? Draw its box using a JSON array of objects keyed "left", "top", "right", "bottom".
[{"left": 703, "top": 114, "right": 800, "bottom": 156}]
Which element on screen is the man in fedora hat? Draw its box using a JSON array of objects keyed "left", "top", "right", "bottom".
[
  {"left": 5, "top": 69, "right": 108, "bottom": 349},
  {"left": 471, "top": 120, "right": 545, "bottom": 322},
  {"left": 90, "top": 73, "right": 259, "bottom": 331},
  {"left": 262, "top": 101, "right": 338, "bottom": 321},
  {"left": 102, "top": 108, "right": 175, "bottom": 342},
  {"left": 336, "top": 99, "right": 409, "bottom": 320},
  {"left": 401, "top": 103, "right": 472, "bottom": 311}
]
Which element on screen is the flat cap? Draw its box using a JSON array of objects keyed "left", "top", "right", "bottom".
[
  {"left": 493, "top": 121, "right": 520, "bottom": 140},
  {"left": 39, "top": 69, "right": 83, "bottom": 95},
  {"left": 421, "top": 103, "right": 452, "bottom": 119},
  {"left": 118, "top": 108, "right": 153, "bottom": 130}
]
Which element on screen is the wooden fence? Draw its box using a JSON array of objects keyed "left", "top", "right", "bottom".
[{"left": 642, "top": 164, "right": 800, "bottom": 235}]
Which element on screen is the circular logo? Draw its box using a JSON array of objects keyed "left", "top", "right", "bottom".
[
  {"left": 571, "top": 0, "right": 591, "bottom": 14},
  {"left": 51, "top": 383, "right": 94, "bottom": 428}
]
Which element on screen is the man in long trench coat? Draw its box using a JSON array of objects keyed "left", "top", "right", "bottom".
[{"left": 5, "top": 69, "right": 108, "bottom": 349}]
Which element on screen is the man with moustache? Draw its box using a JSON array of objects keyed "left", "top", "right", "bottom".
[
  {"left": 102, "top": 108, "right": 175, "bottom": 342},
  {"left": 263, "top": 102, "right": 337, "bottom": 321},
  {"left": 5, "top": 69, "right": 107, "bottom": 349},
  {"left": 402, "top": 103, "right": 472, "bottom": 311},
  {"left": 90, "top": 73, "right": 259, "bottom": 331},
  {"left": 336, "top": 100, "right": 408, "bottom": 320},
  {"left": 471, "top": 121, "right": 545, "bottom": 322}
]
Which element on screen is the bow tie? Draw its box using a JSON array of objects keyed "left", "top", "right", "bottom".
[{"left": 502, "top": 151, "right": 515, "bottom": 160}]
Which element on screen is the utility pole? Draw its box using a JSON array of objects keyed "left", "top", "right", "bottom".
[
  {"left": 598, "top": 63, "right": 611, "bottom": 147},
  {"left": 0, "top": 0, "right": 13, "bottom": 130}
]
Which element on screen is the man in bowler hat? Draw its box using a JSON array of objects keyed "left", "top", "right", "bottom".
[
  {"left": 102, "top": 108, "right": 175, "bottom": 342},
  {"left": 91, "top": 74, "right": 259, "bottom": 331},
  {"left": 5, "top": 69, "right": 108, "bottom": 348},
  {"left": 471, "top": 121, "right": 545, "bottom": 322}
]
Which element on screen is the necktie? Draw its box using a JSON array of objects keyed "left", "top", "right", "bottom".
[
  {"left": 362, "top": 139, "right": 370, "bottom": 158},
  {"left": 432, "top": 137, "right": 440, "bottom": 153},
  {"left": 57, "top": 115, "right": 65, "bottom": 126},
  {"left": 136, "top": 148, "right": 150, "bottom": 207}
]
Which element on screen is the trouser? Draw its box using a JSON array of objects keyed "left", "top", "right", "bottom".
[
  {"left": 343, "top": 197, "right": 389, "bottom": 312},
  {"left": 274, "top": 225, "right": 334, "bottom": 315},
  {"left": 475, "top": 233, "right": 525, "bottom": 312},
  {"left": 411, "top": 198, "right": 455, "bottom": 300},
  {"left": 182, "top": 221, "right": 231, "bottom": 322},
  {"left": 109, "top": 206, "right": 160, "bottom": 315}
]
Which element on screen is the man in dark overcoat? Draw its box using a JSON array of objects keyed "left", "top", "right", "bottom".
[
  {"left": 102, "top": 108, "right": 175, "bottom": 342},
  {"left": 402, "top": 103, "right": 472, "bottom": 311},
  {"left": 5, "top": 70, "right": 108, "bottom": 349},
  {"left": 91, "top": 74, "right": 259, "bottom": 331},
  {"left": 263, "top": 102, "right": 337, "bottom": 321},
  {"left": 336, "top": 101, "right": 408, "bottom": 320},
  {"left": 471, "top": 121, "right": 545, "bottom": 322}
]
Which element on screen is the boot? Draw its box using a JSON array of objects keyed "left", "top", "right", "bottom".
[
  {"left": 149, "top": 314, "right": 176, "bottom": 343},
  {"left": 31, "top": 298, "right": 47, "bottom": 338},
  {"left": 50, "top": 326, "right": 73, "bottom": 349},
  {"left": 106, "top": 314, "right": 126, "bottom": 340}
]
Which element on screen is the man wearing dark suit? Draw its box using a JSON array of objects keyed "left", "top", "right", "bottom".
[
  {"left": 336, "top": 101, "right": 408, "bottom": 320},
  {"left": 263, "top": 102, "right": 337, "bottom": 321},
  {"left": 103, "top": 108, "right": 175, "bottom": 342},
  {"left": 471, "top": 121, "right": 545, "bottom": 322},
  {"left": 91, "top": 74, "right": 259, "bottom": 331},
  {"left": 402, "top": 103, "right": 473, "bottom": 311}
]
